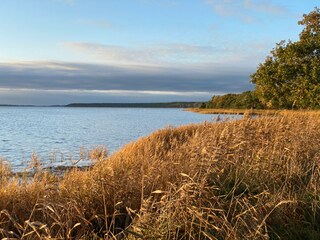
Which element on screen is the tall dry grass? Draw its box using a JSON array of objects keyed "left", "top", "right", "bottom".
[
  {"left": 0, "top": 111, "right": 319, "bottom": 239},
  {"left": 186, "top": 108, "right": 280, "bottom": 115}
]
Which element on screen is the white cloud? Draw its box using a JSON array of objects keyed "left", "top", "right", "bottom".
[
  {"left": 0, "top": 88, "right": 213, "bottom": 97},
  {"left": 63, "top": 42, "right": 219, "bottom": 66},
  {"left": 0, "top": 87, "right": 218, "bottom": 105},
  {"left": 205, "top": 0, "right": 288, "bottom": 23},
  {"left": 243, "top": 0, "right": 287, "bottom": 15},
  {"left": 206, "top": 0, "right": 239, "bottom": 16},
  {"left": 2, "top": 60, "right": 80, "bottom": 71},
  {"left": 62, "top": 41, "right": 268, "bottom": 69}
]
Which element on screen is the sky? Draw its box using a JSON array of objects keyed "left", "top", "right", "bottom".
[{"left": 0, "top": 0, "right": 318, "bottom": 105}]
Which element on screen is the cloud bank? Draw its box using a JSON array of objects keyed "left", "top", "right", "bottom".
[
  {"left": 0, "top": 60, "right": 253, "bottom": 92},
  {"left": 0, "top": 39, "right": 267, "bottom": 105},
  {"left": 0, "top": 59, "right": 255, "bottom": 104}
]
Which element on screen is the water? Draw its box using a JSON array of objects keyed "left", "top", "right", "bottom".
[{"left": 0, "top": 107, "right": 233, "bottom": 171}]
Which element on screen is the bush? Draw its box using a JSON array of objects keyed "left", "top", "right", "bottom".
[{"left": 206, "top": 91, "right": 263, "bottom": 109}]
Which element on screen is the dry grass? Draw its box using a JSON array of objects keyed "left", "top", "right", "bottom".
[
  {"left": 0, "top": 111, "right": 320, "bottom": 239},
  {"left": 186, "top": 108, "right": 282, "bottom": 115}
]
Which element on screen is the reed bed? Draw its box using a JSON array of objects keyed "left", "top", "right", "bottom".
[
  {"left": 186, "top": 108, "right": 281, "bottom": 115},
  {"left": 0, "top": 111, "right": 319, "bottom": 239}
]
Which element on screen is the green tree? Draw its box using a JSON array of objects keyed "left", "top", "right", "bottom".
[
  {"left": 251, "top": 7, "right": 320, "bottom": 109},
  {"left": 207, "top": 91, "right": 263, "bottom": 109}
]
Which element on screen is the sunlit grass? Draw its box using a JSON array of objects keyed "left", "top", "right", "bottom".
[
  {"left": 0, "top": 111, "right": 319, "bottom": 239},
  {"left": 187, "top": 108, "right": 282, "bottom": 115}
]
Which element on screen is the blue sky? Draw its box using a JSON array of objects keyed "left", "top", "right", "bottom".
[{"left": 0, "top": 0, "right": 318, "bottom": 105}]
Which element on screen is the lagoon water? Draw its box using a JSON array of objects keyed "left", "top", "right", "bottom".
[{"left": 0, "top": 107, "right": 231, "bottom": 171}]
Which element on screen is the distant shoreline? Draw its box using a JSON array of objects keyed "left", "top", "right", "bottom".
[
  {"left": 0, "top": 102, "right": 203, "bottom": 108},
  {"left": 65, "top": 102, "right": 203, "bottom": 108}
]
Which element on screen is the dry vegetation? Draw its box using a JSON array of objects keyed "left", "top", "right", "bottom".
[
  {"left": 0, "top": 111, "right": 320, "bottom": 239},
  {"left": 186, "top": 108, "right": 280, "bottom": 115}
]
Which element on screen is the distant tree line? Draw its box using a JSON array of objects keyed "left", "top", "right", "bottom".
[
  {"left": 66, "top": 102, "right": 203, "bottom": 108},
  {"left": 204, "top": 8, "right": 320, "bottom": 110},
  {"left": 201, "top": 91, "right": 263, "bottom": 109}
]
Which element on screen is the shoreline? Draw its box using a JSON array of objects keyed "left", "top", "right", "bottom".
[{"left": 186, "top": 108, "right": 282, "bottom": 115}]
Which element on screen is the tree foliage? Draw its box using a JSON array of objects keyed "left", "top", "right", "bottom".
[
  {"left": 251, "top": 7, "right": 320, "bottom": 109},
  {"left": 204, "top": 91, "right": 263, "bottom": 109}
]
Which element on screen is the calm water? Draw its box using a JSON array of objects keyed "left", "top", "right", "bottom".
[{"left": 0, "top": 107, "right": 233, "bottom": 171}]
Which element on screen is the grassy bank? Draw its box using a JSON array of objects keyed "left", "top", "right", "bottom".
[
  {"left": 0, "top": 111, "right": 320, "bottom": 239},
  {"left": 186, "top": 108, "right": 281, "bottom": 115}
]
